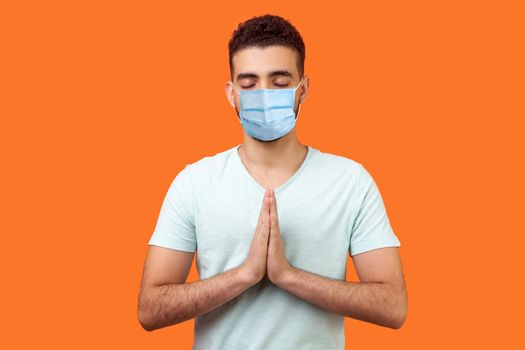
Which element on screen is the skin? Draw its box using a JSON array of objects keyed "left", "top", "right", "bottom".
[
  {"left": 137, "top": 190, "right": 270, "bottom": 331},
  {"left": 137, "top": 45, "right": 408, "bottom": 332},
  {"left": 225, "top": 45, "right": 311, "bottom": 180},
  {"left": 266, "top": 188, "right": 408, "bottom": 329}
]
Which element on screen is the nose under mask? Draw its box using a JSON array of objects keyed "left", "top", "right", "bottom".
[{"left": 233, "top": 78, "right": 303, "bottom": 141}]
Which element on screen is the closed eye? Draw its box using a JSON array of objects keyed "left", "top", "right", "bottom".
[{"left": 241, "top": 83, "right": 289, "bottom": 89}]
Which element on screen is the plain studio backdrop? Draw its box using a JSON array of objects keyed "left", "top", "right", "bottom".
[{"left": 0, "top": 1, "right": 523, "bottom": 349}]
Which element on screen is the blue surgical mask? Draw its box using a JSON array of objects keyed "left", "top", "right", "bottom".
[{"left": 233, "top": 78, "right": 303, "bottom": 141}]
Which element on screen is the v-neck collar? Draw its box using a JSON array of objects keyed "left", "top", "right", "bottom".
[{"left": 233, "top": 144, "right": 315, "bottom": 193}]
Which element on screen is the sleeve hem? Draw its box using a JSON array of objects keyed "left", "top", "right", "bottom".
[
  {"left": 349, "top": 239, "right": 401, "bottom": 257},
  {"left": 148, "top": 237, "right": 196, "bottom": 253}
]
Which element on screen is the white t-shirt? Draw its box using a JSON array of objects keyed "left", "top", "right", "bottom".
[{"left": 148, "top": 144, "right": 401, "bottom": 349}]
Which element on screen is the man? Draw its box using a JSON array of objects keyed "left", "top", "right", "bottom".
[{"left": 138, "top": 14, "right": 407, "bottom": 349}]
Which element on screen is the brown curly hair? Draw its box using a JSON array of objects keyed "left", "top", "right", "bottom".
[{"left": 228, "top": 14, "right": 305, "bottom": 80}]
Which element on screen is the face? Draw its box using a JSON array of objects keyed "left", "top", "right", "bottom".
[{"left": 225, "top": 45, "right": 310, "bottom": 140}]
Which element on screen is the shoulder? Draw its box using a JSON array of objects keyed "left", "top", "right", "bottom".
[
  {"left": 183, "top": 145, "right": 238, "bottom": 181},
  {"left": 309, "top": 146, "right": 364, "bottom": 177}
]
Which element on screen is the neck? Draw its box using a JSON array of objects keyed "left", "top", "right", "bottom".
[{"left": 238, "top": 130, "right": 307, "bottom": 170}]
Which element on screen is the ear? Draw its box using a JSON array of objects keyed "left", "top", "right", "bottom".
[
  {"left": 298, "top": 75, "right": 310, "bottom": 104},
  {"left": 225, "top": 81, "right": 237, "bottom": 109}
]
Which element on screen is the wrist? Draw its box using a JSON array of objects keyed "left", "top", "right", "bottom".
[
  {"left": 275, "top": 265, "right": 296, "bottom": 288},
  {"left": 238, "top": 263, "right": 259, "bottom": 287}
]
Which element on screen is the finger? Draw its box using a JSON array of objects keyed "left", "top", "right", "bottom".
[
  {"left": 270, "top": 190, "right": 280, "bottom": 236},
  {"left": 260, "top": 190, "right": 269, "bottom": 214},
  {"left": 264, "top": 191, "right": 270, "bottom": 227},
  {"left": 261, "top": 191, "right": 271, "bottom": 236},
  {"left": 258, "top": 190, "right": 269, "bottom": 224}
]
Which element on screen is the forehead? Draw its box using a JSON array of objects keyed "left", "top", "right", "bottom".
[{"left": 232, "top": 45, "right": 299, "bottom": 78}]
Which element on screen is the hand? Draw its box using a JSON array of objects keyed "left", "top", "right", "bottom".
[
  {"left": 267, "top": 189, "right": 293, "bottom": 285},
  {"left": 241, "top": 189, "right": 271, "bottom": 285}
]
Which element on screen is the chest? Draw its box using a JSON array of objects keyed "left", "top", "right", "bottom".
[
  {"left": 243, "top": 168, "right": 296, "bottom": 190},
  {"left": 193, "top": 182, "right": 354, "bottom": 280}
]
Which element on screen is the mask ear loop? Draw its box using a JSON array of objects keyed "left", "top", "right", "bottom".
[
  {"left": 232, "top": 82, "right": 240, "bottom": 95},
  {"left": 294, "top": 77, "right": 304, "bottom": 91},
  {"left": 231, "top": 82, "right": 244, "bottom": 124},
  {"left": 294, "top": 77, "right": 304, "bottom": 120}
]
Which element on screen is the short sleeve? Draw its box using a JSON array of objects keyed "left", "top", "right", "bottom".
[
  {"left": 148, "top": 164, "right": 197, "bottom": 252},
  {"left": 349, "top": 164, "right": 401, "bottom": 256}
]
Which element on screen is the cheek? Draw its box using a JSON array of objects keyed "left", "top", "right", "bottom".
[{"left": 234, "top": 97, "right": 240, "bottom": 111}]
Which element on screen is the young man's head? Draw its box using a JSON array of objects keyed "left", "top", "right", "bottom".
[{"left": 225, "top": 14, "right": 310, "bottom": 143}]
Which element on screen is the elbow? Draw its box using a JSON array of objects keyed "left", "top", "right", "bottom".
[
  {"left": 137, "top": 291, "right": 157, "bottom": 332},
  {"left": 138, "top": 306, "right": 155, "bottom": 332},
  {"left": 390, "top": 307, "right": 407, "bottom": 329},
  {"left": 391, "top": 285, "right": 408, "bottom": 329},
  {"left": 390, "top": 295, "right": 408, "bottom": 329},
  {"left": 137, "top": 292, "right": 184, "bottom": 331}
]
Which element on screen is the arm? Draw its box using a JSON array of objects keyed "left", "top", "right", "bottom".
[
  {"left": 137, "top": 245, "right": 255, "bottom": 331},
  {"left": 275, "top": 246, "right": 407, "bottom": 329}
]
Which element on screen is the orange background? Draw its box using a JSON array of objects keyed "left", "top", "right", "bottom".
[{"left": 1, "top": 0, "right": 524, "bottom": 348}]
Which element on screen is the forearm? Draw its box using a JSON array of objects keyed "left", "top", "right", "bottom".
[
  {"left": 277, "top": 267, "right": 407, "bottom": 329},
  {"left": 139, "top": 265, "right": 255, "bottom": 331}
]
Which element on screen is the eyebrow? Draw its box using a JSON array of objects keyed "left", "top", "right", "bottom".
[{"left": 236, "top": 70, "right": 294, "bottom": 81}]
